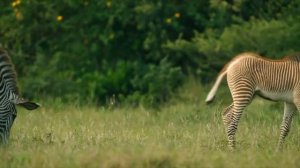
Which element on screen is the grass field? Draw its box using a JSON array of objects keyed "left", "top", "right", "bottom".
[{"left": 1, "top": 83, "right": 300, "bottom": 168}]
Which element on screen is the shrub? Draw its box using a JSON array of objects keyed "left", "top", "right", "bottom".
[
  {"left": 165, "top": 18, "right": 300, "bottom": 82},
  {"left": 0, "top": 0, "right": 299, "bottom": 106}
]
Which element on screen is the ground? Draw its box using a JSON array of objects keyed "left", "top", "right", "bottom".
[{"left": 1, "top": 85, "right": 300, "bottom": 168}]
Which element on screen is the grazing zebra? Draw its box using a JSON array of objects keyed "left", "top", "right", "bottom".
[
  {"left": 0, "top": 48, "right": 39, "bottom": 144},
  {"left": 205, "top": 52, "right": 300, "bottom": 149}
]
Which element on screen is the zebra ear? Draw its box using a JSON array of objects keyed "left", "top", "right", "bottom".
[
  {"left": 15, "top": 98, "right": 40, "bottom": 110},
  {"left": 18, "top": 101, "right": 40, "bottom": 110}
]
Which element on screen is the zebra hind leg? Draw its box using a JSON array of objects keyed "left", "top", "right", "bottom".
[
  {"left": 226, "top": 91, "right": 253, "bottom": 150},
  {"left": 226, "top": 105, "right": 249, "bottom": 150},
  {"left": 277, "top": 102, "right": 296, "bottom": 150},
  {"left": 222, "top": 103, "right": 234, "bottom": 128}
]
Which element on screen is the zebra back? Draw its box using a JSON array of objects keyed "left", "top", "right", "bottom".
[{"left": 283, "top": 53, "right": 300, "bottom": 62}]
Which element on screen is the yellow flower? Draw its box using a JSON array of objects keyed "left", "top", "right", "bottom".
[
  {"left": 12, "top": 0, "right": 21, "bottom": 7},
  {"left": 106, "top": 1, "right": 112, "bottom": 7},
  {"left": 56, "top": 15, "right": 63, "bottom": 21},
  {"left": 12, "top": 2, "right": 17, "bottom": 7},
  {"left": 165, "top": 18, "right": 172, "bottom": 24},
  {"left": 174, "top": 12, "right": 181, "bottom": 18}
]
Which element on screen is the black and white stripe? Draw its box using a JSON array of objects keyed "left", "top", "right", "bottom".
[
  {"left": 0, "top": 49, "right": 39, "bottom": 144},
  {"left": 206, "top": 52, "right": 300, "bottom": 149}
]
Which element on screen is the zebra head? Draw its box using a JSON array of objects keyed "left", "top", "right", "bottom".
[
  {"left": 0, "top": 95, "right": 39, "bottom": 144},
  {"left": 0, "top": 48, "right": 40, "bottom": 144}
]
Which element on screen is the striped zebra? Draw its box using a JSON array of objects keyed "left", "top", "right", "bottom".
[
  {"left": 0, "top": 48, "right": 39, "bottom": 144},
  {"left": 205, "top": 52, "right": 300, "bottom": 149}
]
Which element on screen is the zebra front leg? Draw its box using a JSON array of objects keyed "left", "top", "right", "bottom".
[{"left": 277, "top": 102, "right": 295, "bottom": 150}]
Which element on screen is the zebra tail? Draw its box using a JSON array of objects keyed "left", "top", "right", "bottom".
[{"left": 205, "top": 69, "right": 227, "bottom": 104}]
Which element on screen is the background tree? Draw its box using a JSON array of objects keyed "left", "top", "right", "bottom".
[{"left": 0, "top": 0, "right": 299, "bottom": 106}]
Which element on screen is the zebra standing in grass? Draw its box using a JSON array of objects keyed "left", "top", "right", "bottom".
[
  {"left": 205, "top": 52, "right": 300, "bottom": 150},
  {"left": 0, "top": 48, "right": 39, "bottom": 144}
]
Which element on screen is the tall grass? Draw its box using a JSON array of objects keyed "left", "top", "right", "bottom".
[{"left": 1, "top": 80, "right": 300, "bottom": 168}]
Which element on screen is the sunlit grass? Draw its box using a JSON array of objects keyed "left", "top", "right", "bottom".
[{"left": 1, "top": 82, "right": 300, "bottom": 167}]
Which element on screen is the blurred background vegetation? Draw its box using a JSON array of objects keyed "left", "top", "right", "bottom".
[{"left": 1, "top": 0, "right": 300, "bottom": 107}]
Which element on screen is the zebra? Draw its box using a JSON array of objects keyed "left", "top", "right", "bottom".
[
  {"left": 205, "top": 52, "right": 300, "bottom": 149},
  {"left": 0, "top": 48, "right": 39, "bottom": 144}
]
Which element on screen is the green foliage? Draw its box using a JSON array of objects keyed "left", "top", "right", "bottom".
[
  {"left": 0, "top": 0, "right": 300, "bottom": 106},
  {"left": 165, "top": 1, "right": 300, "bottom": 81},
  {"left": 127, "top": 59, "right": 184, "bottom": 107},
  {"left": 167, "top": 18, "right": 300, "bottom": 80},
  {"left": 1, "top": 0, "right": 189, "bottom": 106}
]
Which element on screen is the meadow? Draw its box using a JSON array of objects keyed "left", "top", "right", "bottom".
[{"left": 2, "top": 83, "right": 300, "bottom": 168}]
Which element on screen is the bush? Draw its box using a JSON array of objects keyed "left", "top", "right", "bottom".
[
  {"left": 0, "top": 1, "right": 189, "bottom": 106},
  {"left": 165, "top": 17, "right": 300, "bottom": 82},
  {"left": 127, "top": 58, "right": 184, "bottom": 107},
  {"left": 0, "top": 0, "right": 299, "bottom": 107}
]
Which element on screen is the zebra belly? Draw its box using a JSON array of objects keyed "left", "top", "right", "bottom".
[{"left": 256, "top": 88, "right": 293, "bottom": 102}]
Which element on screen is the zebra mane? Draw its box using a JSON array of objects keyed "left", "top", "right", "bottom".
[
  {"left": 283, "top": 53, "right": 300, "bottom": 62},
  {"left": 0, "top": 48, "right": 19, "bottom": 95}
]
